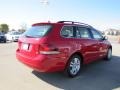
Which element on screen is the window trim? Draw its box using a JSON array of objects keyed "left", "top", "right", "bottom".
[{"left": 60, "top": 25, "right": 98, "bottom": 40}]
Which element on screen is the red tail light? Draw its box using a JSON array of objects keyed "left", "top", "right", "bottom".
[
  {"left": 39, "top": 44, "right": 52, "bottom": 51},
  {"left": 39, "top": 44, "right": 60, "bottom": 54}
]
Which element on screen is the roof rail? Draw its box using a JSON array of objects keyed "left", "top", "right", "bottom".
[
  {"left": 57, "top": 21, "right": 90, "bottom": 27},
  {"left": 57, "top": 21, "right": 74, "bottom": 24}
]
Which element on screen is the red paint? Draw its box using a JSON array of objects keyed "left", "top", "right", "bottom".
[{"left": 16, "top": 21, "right": 112, "bottom": 72}]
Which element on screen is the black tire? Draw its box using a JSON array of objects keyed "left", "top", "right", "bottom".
[
  {"left": 64, "top": 55, "right": 82, "bottom": 78},
  {"left": 104, "top": 48, "right": 112, "bottom": 61},
  {"left": 4, "top": 40, "right": 6, "bottom": 43}
]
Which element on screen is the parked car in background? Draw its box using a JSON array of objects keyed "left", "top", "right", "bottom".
[
  {"left": 0, "top": 32, "right": 6, "bottom": 43},
  {"left": 5, "top": 31, "right": 22, "bottom": 42},
  {"left": 16, "top": 21, "right": 112, "bottom": 77}
]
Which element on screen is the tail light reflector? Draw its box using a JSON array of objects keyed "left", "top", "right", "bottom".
[{"left": 39, "top": 44, "right": 60, "bottom": 54}]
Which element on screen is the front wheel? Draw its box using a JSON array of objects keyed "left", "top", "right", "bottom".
[
  {"left": 105, "top": 48, "right": 112, "bottom": 60},
  {"left": 64, "top": 55, "right": 81, "bottom": 77}
]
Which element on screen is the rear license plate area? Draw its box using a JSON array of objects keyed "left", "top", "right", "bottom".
[{"left": 22, "top": 43, "right": 29, "bottom": 50}]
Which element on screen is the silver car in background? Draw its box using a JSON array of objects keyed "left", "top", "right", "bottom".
[{"left": 5, "top": 31, "right": 22, "bottom": 42}]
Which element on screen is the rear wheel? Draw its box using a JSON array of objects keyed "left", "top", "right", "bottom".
[{"left": 64, "top": 55, "right": 81, "bottom": 77}]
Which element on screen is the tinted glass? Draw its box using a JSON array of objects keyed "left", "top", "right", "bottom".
[
  {"left": 61, "top": 26, "right": 74, "bottom": 38},
  {"left": 13, "top": 32, "right": 22, "bottom": 35},
  {"left": 77, "top": 27, "right": 91, "bottom": 39},
  {"left": 91, "top": 29, "right": 103, "bottom": 40},
  {"left": 22, "top": 25, "right": 52, "bottom": 38}
]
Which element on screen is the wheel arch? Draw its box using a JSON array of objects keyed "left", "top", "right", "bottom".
[{"left": 66, "top": 51, "right": 84, "bottom": 66}]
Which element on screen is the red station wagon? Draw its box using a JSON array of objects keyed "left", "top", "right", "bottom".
[{"left": 16, "top": 21, "right": 112, "bottom": 77}]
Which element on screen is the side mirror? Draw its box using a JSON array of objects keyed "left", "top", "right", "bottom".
[{"left": 102, "top": 36, "right": 108, "bottom": 40}]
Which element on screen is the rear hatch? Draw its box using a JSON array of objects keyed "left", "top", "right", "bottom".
[{"left": 18, "top": 25, "right": 52, "bottom": 57}]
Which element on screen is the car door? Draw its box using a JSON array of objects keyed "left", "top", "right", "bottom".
[
  {"left": 76, "top": 26, "right": 99, "bottom": 63},
  {"left": 90, "top": 29, "right": 107, "bottom": 58}
]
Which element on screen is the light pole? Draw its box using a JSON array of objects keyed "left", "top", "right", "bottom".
[
  {"left": 40, "top": 0, "right": 49, "bottom": 5},
  {"left": 40, "top": 0, "right": 50, "bottom": 22}
]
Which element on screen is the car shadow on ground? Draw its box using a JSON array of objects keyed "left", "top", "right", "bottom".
[{"left": 32, "top": 56, "right": 120, "bottom": 90}]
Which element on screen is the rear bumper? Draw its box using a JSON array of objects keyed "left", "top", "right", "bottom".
[
  {"left": 13, "top": 38, "right": 18, "bottom": 41},
  {"left": 12, "top": 37, "right": 19, "bottom": 41},
  {"left": 16, "top": 49, "right": 65, "bottom": 72}
]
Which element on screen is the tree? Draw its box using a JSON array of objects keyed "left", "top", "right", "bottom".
[{"left": 0, "top": 24, "right": 9, "bottom": 33}]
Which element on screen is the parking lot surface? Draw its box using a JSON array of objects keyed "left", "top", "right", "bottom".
[{"left": 0, "top": 42, "right": 120, "bottom": 90}]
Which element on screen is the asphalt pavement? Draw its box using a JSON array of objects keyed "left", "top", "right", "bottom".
[{"left": 0, "top": 42, "right": 120, "bottom": 90}]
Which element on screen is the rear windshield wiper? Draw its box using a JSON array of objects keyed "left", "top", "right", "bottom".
[
  {"left": 24, "top": 35, "right": 35, "bottom": 38},
  {"left": 24, "top": 34, "right": 42, "bottom": 38}
]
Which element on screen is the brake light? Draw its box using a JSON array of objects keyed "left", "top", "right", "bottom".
[
  {"left": 39, "top": 44, "right": 51, "bottom": 51},
  {"left": 39, "top": 44, "right": 60, "bottom": 54}
]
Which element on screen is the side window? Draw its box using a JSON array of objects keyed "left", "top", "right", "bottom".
[
  {"left": 77, "top": 27, "right": 91, "bottom": 39},
  {"left": 91, "top": 29, "right": 103, "bottom": 40},
  {"left": 61, "top": 26, "right": 74, "bottom": 38}
]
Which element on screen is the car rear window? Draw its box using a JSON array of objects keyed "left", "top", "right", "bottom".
[
  {"left": 13, "top": 32, "right": 22, "bottom": 35},
  {"left": 23, "top": 25, "right": 52, "bottom": 38}
]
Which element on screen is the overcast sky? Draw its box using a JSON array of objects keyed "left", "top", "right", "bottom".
[{"left": 0, "top": 0, "right": 120, "bottom": 30}]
